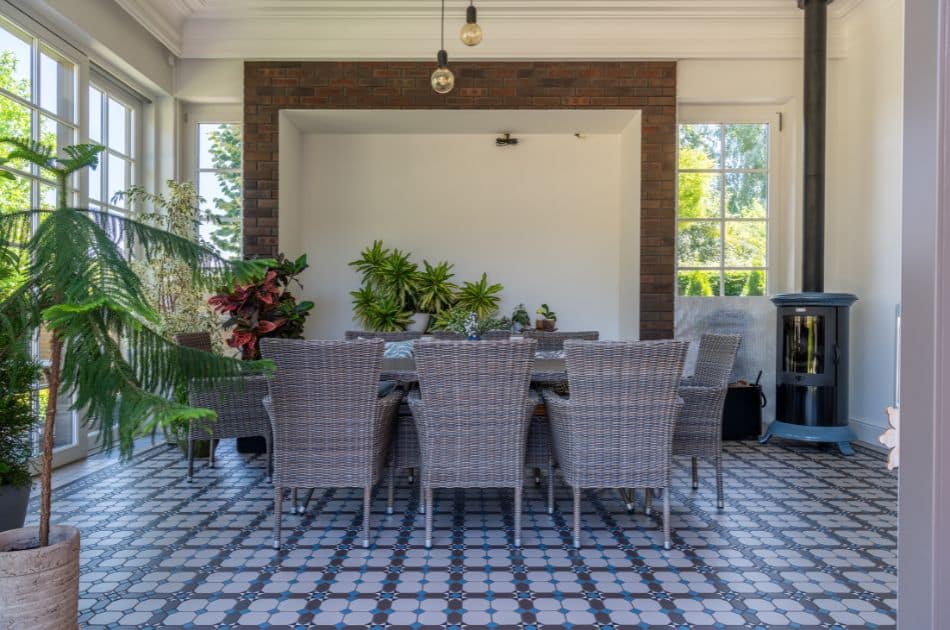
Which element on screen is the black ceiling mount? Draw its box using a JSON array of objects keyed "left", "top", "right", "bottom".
[{"left": 496, "top": 132, "right": 519, "bottom": 146}]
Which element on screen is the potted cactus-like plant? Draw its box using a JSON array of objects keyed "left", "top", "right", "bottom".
[{"left": 535, "top": 303, "right": 557, "bottom": 331}]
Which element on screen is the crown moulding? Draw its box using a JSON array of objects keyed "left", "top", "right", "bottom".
[{"left": 117, "top": 0, "right": 867, "bottom": 60}]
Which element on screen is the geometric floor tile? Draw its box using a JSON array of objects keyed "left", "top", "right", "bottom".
[{"left": 29, "top": 440, "right": 897, "bottom": 629}]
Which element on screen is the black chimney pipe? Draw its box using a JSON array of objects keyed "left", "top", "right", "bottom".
[{"left": 800, "top": 0, "right": 831, "bottom": 293}]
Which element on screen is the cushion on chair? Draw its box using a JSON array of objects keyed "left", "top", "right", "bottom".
[{"left": 383, "top": 341, "right": 414, "bottom": 358}]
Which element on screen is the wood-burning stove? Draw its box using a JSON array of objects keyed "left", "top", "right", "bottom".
[
  {"left": 763, "top": 292, "right": 857, "bottom": 454},
  {"left": 759, "top": 0, "right": 859, "bottom": 454}
]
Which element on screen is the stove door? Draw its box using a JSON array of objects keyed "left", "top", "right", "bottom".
[{"left": 778, "top": 306, "right": 837, "bottom": 386}]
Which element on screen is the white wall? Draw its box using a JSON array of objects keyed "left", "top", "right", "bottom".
[
  {"left": 288, "top": 130, "right": 638, "bottom": 340},
  {"left": 826, "top": 0, "right": 903, "bottom": 443}
]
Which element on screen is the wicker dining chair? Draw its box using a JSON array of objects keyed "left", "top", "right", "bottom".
[
  {"left": 174, "top": 332, "right": 273, "bottom": 482},
  {"left": 430, "top": 331, "right": 464, "bottom": 340},
  {"left": 523, "top": 330, "right": 599, "bottom": 352},
  {"left": 543, "top": 340, "right": 688, "bottom": 549},
  {"left": 409, "top": 339, "right": 537, "bottom": 548},
  {"left": 344, "top": 330, "right": 424, "bottom": 341},
  {"left": 674, "top": 333, "right": 741, "bottom": 509},
  {"left": 260, "top": 338, "right": 403, "bottom": 549}
]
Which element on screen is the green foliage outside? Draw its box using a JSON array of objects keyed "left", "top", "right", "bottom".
[
  {"left": 678, "top": 123, "right": 768, "bottom": 297},
  {"left": 204, "top": 124, "right": 242, "bottom": 259}
]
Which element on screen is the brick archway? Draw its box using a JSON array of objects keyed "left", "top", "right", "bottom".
[{"left": 243, "top": 61, "right": 676, "bottom": 339}]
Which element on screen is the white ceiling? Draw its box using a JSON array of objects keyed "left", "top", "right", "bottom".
[
  {"left": 116, "top": 0, "right": 866, "bottom": 59},
  {"left": 282, "top": 109, "right": 640, "bottom": 135}
]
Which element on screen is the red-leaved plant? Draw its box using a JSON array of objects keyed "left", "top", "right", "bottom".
[{"left": 209, "top": 253, "right": 315, "bottom": 359}]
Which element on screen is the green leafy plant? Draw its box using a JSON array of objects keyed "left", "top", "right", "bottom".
[
  {"left": 536, "top": 303, "right": 557, "bottom": 320},
  {"left": 349, "top": 240, "right": 390, "bottom": 288},
  {"left": 378, "top": 248, "right": 419, "bottom": 311},
  {"left": 431, "top": 306, "right": 510, "bottom": 336},
  {"left": 456, "top": 273, "right": 504, "bottom": 320},
  {"left": 362, "top": 292, "right": 412, "bottom": 332},
  {"left": 115, "top": 181, "right": 220, "bottom": 347},
  {"left": 0, "top": 136, "right": 269, "bottom": 547},
  {"left": 511, "top": 303, "right": 531, "bottom": 329},
  {"left": 209, "top": 254, "right": 314, "bottom": 360},
  {"left": 415, "top": 260, "right": 458, "bottom": 314},
  {"left": 0, "top": 333, "right": 38, "bottom": 488}
]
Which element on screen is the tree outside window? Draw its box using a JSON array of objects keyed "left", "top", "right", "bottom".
[
  {"left": 677, "top": 123, "right": 769, "bottom": 296},
  {"left": 197, "top": 123, "right": 242, "bottom": 260}
]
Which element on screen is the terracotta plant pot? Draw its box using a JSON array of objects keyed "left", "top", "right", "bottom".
[
  {"left": 0, "top": 525, "right": 80, "bottom": 629},
  {"left": 536, "top": 319, "right": 557, "bottom": 332},
  {"left": 0, "top": 484, "right": 31, "bottom": 532}
]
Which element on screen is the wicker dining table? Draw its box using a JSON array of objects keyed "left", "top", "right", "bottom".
[{"left": 381, "top": 357, "right": 568, "bottom": 385}]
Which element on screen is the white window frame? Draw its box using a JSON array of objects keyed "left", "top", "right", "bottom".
[
  {"left": 88, "top": 69, "right": 143, "bottom": 216},
  {"left": 676, "top": 106, "right": 782, "bottom": 297}
]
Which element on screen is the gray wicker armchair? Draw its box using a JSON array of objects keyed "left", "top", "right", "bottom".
[
  {"left": 409, "top": 339, "right": 537, "bottom": 548},
  {"left": 674, "top": 333, "right": 741, "bottom": 509},
  {"left": 344, "top": 330, "right": 424, "bottom": 341},
  {"left": 543, "top": 340, "right": 688, "bottom": 549},
  {"left": 174, "top": 332, "right": 273, "bottom": 482},
  {"left": 523, "top": 330, "right": 599, "bottom": 352},
  {"left": 260, "top": 338, "right": 403, "bottom": 549}
]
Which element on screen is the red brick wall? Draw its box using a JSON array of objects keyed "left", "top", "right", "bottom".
[{"left": 244, "top": 61, "right": 676, "bottom": 339}]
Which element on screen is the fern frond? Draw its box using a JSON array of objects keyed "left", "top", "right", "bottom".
[
  {"left": 0, "top": 136, "right": 56, "bottom": 172},
  {"left": 58, "top": 143, "right": 105, "bottom": 175}
]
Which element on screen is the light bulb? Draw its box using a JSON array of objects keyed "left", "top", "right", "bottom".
[
  {"left": 431, "top": 67, "right": 455, "bottom": 94},
  {"left": 460, "top": 22, "right": 482, "bottom": 46}
]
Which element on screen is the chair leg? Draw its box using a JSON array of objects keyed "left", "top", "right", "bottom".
[
  {"left": 513, "top": 485, "right": 523, "bottom": 547},
  {"left": 362, "top": 486, "right": 372, "bottom": 549},
  {"left": 418, "top": 476, "right": 425, "bottom": 514},
  {"left": 691, "top": 457, "right": 699, "bottom": 490},
  {"left": 387, "top": 465, "right": 395, "bottom": 515},
  {"left": 273, "top": 487, "right": 283, "bottom": 549},
  {"left": 572, "top": 487, "right": 581, "bottom": 549},
  {"left": 662, "top": 487, "right": 671, "bottom": 550},
  {"left": 186, "top": 437, "right": 194, "bottom": 482},
  {"left": 209, "top": 439, "right": 215, "bottom": 469},
  {"left": 626, "top": 489, "right": 637, "bottom": 513},
  {"left": 424, "top": 487, "right": 433, "bottom": 549},
  {"left": 299, "top": 489, "right": 313, "bottom": 514},
  {"left": 533, "top": 467, "right": 541, "bottom": 486},
  {"left": 264, "top": 433, "right": 273, "bottom": 483},
  {"left": 645, "top": 488, "right": 653, "bottom": 516},
  {"left": 716, "top": 453, "right": 724, "bottom": 510},
  {"left": 546, "top": 458, "right": 555, "bottom": 515},
  {"left": 408, "top": 467, "right": 415, "bottom": 484},
  {"left": 292, "top": 488, "right": 298, "bottom": 513}
]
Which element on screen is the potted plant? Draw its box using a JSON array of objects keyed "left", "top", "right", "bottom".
[
  {"left": 413, "top": 260, "right": 458, "bottom": 331},
  {"left": 431, "top": 307, "right": 511, "bottom": 338},
  {"left": 115, "top": 181, "right": 222, "bottom": 453},
  {"left": 0, "top": 137, "right": 266, "bottom": 629},
  {"left": 456, "top": 273, "right": 504, "bottom": 320},
  {"left": 209, "top": 253, "right": 314, "bottom": 360},
  {"left": 0, "top": 332, "right": 37, "bottom": 532},
  {"left": 536, "top": 303, "right": 557, "bottom": 331},
  {"left": 511, "top": 303, "right": 531, "bottom": 333}
]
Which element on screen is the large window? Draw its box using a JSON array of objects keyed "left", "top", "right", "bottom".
[
  {"left": 0, "top": 17, "right": 78, "bottom": 452},
  {"left": 88, "top": 77, "right": 139, "bottom": 217},
  {"left": 677, "top": 122, "right": 770, "bottom": 296},
  {"left": 197, "top": 122, "right": 242, "bottom": 259}
]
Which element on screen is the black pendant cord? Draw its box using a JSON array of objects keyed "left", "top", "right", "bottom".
[{"left": 440, "top": 0, "right": 445, "bottom": 54}]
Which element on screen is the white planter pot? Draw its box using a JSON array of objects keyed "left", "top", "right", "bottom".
[
  {"left": 0, "top": 525, "right": 80, "bottom": 629},
  {"left": 407, "top": 313, "right": 430, "bottom": 332}
]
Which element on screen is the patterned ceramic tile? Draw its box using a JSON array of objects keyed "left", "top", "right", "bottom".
[{"left": 28, "top": 441, "right": 896, "bottom": 629}]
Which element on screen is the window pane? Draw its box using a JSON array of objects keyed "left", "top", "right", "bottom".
[
  {"left": 88, "top": 163, "right": 102, "bottom": 202},
  {"left": 39, "top": 183, "right": 57, "bottom": 210},
  {"left": 0, "top": 94, "right": 31, "bottom": 170},
  {"left": 725, "top": 123, "right": 768, "bottom": 170},
  {"left": 678, "top": 172, "right": 721, "bottom": 219},
  {"left": 107, "top": 153, "right": 128, "bottom": 206},
  {"left": 677, "top": 220, "right": 721, "bottom": 268},
  {"left": 39, "top": 114, "right": 75, "bottom": 156},
  {"left": 107, "top": 97, "right": 128, "bottom": 154},
  {"left": 724, "top": 270, "right": 766, "bottom": 297},
  {"left": 39, "top": 47, "right": 74, "bottom": 122},
  {"left": 725, "top": 172, "right": 767, "bottom": 218},
  {"left": 89, "top": 86, "right": 102, "bottom": 142},
  {"left": 678, "top": 124, "right": 721, "bottom": 169},
  {"left": 678, "top": 270, "right": 720, "bottom": 297},
  {"left": 199, "top": 123, "right": 241, "bottom": 170},
  {"left": 724, "top": 220, "right": 767, "bottom": 267},
  {"left": 199, "top": 170, "right": 241, "bottom": 259},
  {"left": 0, "top": 24, "right": 32, "bottom": 99}
]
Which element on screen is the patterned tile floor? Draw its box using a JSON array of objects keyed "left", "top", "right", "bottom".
[{"left": 29, "top": 440, "right": 897, "bottom": 629}]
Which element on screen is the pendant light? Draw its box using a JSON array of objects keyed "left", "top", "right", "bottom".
[
  {"left": 460, "top": 1, "right": 483, "bottom": 46},
  {"left": 431, "top": 0, "right": 455, "bottom": 94}
]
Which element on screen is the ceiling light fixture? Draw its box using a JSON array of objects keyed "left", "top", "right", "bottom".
[
  {"left": 431, "top": 0, "right": 455, "bottom": 94},
  {"left": 460, "top": 1, "right": 483, "bottom": 46}
]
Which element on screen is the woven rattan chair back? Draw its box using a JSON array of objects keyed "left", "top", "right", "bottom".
[
  {"left": 344, "top": 330, "right": 423, "bottom": 342},
  {"left": 260, "top": 338, "right": 386, "bottom": 488},
  {"left": 174, "top": 332, "right": 214, "bottom": 353},
  {"left": 691, "top": 334, "right": 741, "bottom": 386},
  {"left": 524, "top": 330, "right": 599, "bottom": 352},
  {"left": 429, "top": 331, "right": 464, "bottom": 340},
  {"left": 480, "top": 330, "right": 512, "bottom": 340},
  {"left": 412, "top": 339, "right": 536, "bottom": 487},
  {"left": 560, "top": 339, "right": 688, "bottom": 487}
]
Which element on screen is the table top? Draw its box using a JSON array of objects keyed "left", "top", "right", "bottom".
[{"left": 381, "top": 357, "right": 567, "bottom": 384}]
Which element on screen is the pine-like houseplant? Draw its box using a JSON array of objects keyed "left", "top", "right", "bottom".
[{"left": 0, "top": 137, "right": 267, "bottom": 628}]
